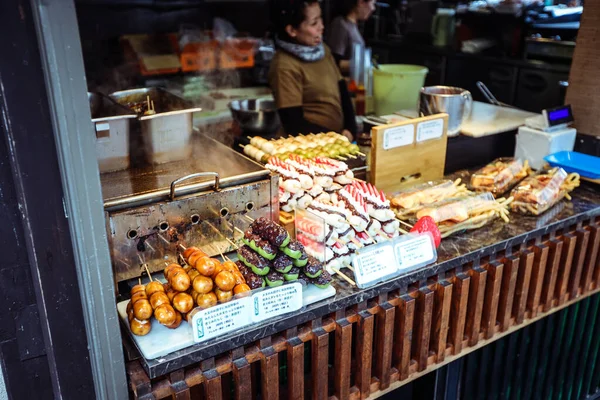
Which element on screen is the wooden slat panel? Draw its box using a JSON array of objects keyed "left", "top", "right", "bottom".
[
  {"left": 260, "top": 347, "right": 279, "bottom": 400},
  {"left": 170, "top": 369, "right": 191, "bottom": 400},
  {"left": 449, "top": 273, "right": 469, "bottom": 354},
  {"left": 412, "top": 287, "right": 434, "bottom": 372},
  {"left": 127, "top": 361, "right": 153, "bottom": 400},
  {"left": 232, "top": 357, "right": 252, "bottom": 400},
  {"left": 466, "top": 266, "right": 487, "bottom": 347},
  {"left": 431, "top": 280, "right": 452, "bottom": 362},
  {"left": 582, "top": 224, "right": 600, "bottom": 292},
  {"left": 514, "top": 250, "right": 534, "bottom": 324},
  {"left": 286, "top": 337, "right": 304, "bottom": 400},
  {"left": 555, "top": 233, "right": 577, "bottom": 305},
  {"left": 374, "top": 302, "right": 395, "bottom": 389},
  {"left": 528, "top": 244, "right": 549, "bottom": 318},
  {"left": 569, "top": 229, "right": 590, "bottom": 299},
  {"left": 312, "top": 328, "right": 329, "bottom": 400},
  {"left": 498, "top": 255, "right": 520, "bottom": 331},
  {"left": 334, "top": 318, "right": 352, "bottom": 400},
  {"left": 543, "top": 239, "right": 563, "bottom": 312},
  {"left": 204, "top": 370, "right": 223, "bottom": 400},
  {"left": 355, "top": 310, "right": 374, "bottom": 400},
  {"left": 394, "top": 294, "right": 415, "bottom": 381},
  {"left": 482, "top": 261, "right": 504, "bottom": 339}
]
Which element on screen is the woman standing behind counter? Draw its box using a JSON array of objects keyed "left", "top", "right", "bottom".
[
  {"left": 269, "top": 0, "right": 356, "bottom": 140},
  {"left": 327, "top": 0, "right": 376, "bottom": 73}
]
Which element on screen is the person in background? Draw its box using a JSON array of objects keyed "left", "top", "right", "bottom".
[
  {"left": 326, "top": 0, "right": 376, "bottom": 73},
  {"left": 269, "top": 0, "right": 357, "bottom": 140}
]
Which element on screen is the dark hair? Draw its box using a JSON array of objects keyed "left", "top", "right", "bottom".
[
  {"left": 270, "top": 0, "right": 320, "bottom": 39},
  {"left": 336, "top": 0, "right": 360, "bottom": 17}
]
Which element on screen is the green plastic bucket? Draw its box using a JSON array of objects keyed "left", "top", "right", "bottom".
[{"left": 373, "top": 64, "right": 429, "bottom": 115}]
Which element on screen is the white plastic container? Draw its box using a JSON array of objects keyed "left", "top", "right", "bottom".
[{"left": 514, "top": 126, "right": 576, "bottom": 170}]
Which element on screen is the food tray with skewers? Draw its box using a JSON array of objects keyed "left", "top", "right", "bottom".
[
  {"left": 390, "top": 179, "right": 473, "bottom": 221},
  {"left": 241, "top": 132, "right": 364, "bottom": 164},
  {"left": 414, "top": 193, "right": 513, "bottom": 239},
  {"left": 510, "top": 167, "right": 580, "bottom": 216},
  {"left": 469, "top": 157, "right": 531, "bottom": 197},
  {"left": 119, "top": 218, "right": 335, "bottom": 360}
]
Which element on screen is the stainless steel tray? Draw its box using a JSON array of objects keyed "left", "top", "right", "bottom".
[
  {"left": 100, "top": 135, "right": 270, "bottom": 210},
  {"left": 109, "top": 87, "right": 203, "bottom": 165},
  {"left": 88, "top": 92, "right": 137, "bottom": 172}
]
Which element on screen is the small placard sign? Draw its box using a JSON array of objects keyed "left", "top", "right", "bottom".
[
  {"left": 191, "top": 283, "right": 304, "bottom": 343},
  {"left": 394, "top": 233, "right": 436, "bottom": 272},
  {"left": 351, "top": 233, "right": 437, "bottom": 288},
  {"left": 252, "top": 283, "right": 303, "bottom": 322},
  {"left": 352, "top": 242, "right": 398, "bottom": 288}
]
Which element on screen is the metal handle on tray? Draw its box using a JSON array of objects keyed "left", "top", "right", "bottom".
[{"left": 170, "top": 172, "right": 220, "bottom": 200}]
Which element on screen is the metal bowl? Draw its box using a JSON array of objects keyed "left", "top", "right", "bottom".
[{"left": 229, "top": 98, "right": 280, "bottom": 134}]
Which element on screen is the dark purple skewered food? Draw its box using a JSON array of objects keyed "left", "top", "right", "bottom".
[{"left": 251, "top": 217, "right": 291, "bottom": 248}]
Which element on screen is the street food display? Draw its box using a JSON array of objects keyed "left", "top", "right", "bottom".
[
  {"left": 415, "top": 193, "right": 512, "bottom": 238},
  {"left": 242, "top": 132, "right": 362, "bottom": 163},
  {"left": 510, "top": 167, "right": 580, "bottom": 215},
  {"left": 470, "top": 158, "right": 530, "bottom": 196},
  {"left": 297, "top": 181, "right": 400, "bottom": 273},
  {"left": 238, "top": 217, "right": 333, "bottom": 289},
  {"left": 267, "top": 155, "right": 355, "bottom": 212},
  {"left": 127, "top": 252, "right": 251, "bottom": 336},
  {"left": 391, "top": 179, "right": 472, "bottom": 221}
]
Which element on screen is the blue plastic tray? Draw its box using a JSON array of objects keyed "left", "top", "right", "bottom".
[{"left": 544, "top": 151, "right": 600, "bottom": 179}]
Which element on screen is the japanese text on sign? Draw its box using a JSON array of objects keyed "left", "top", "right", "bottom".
[
  {"left": 383, "top": 125, "right": 414, "bottom": 150},
  {"left": 352, "top": 243, "right": 398, "bottom": 288},
  {"left": 192, "top": 298, "right": 252, "bottom": 343},
  {"left": 252, "top": 283, "right": 303, "bottom": 322},
  {"left": 416, "top": 118, "right": 444, "bottom": 142},
  {"left": 394, "top": 234, "right": 436, "bottom": 272}
]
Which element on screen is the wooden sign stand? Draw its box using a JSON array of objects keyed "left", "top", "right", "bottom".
[{"left": 371, "top": 113, "right": 449, "bottom": 195}]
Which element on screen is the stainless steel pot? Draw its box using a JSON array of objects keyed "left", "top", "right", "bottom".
[
  {"left": 229, "top": 98, "right": 280, "bottom": 134},
  {"left": 419, "top": 86, "right": 473, "bottom": 136}
]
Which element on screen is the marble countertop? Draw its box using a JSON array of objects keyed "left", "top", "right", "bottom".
[{"left": 134, "top": 181, "right": 600, "bottom": 378}]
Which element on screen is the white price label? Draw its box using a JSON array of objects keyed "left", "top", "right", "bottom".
[
  {"left": 251, "top": 283, "right": 303, "bottom": 322},
  {"left": 394, "top": 234, "right": 436, "bottom": 272},
  {"left": 191, "top": 297, "right": 252, "bottom": 343},
  {"left": 383, "top": 125, "right": 414, "bottom": 150},
  {"left": 352, "top": 243, "right": 398, "bottom": 287},
  {"left": 416, "top": 119, "right": 444, "bottom": 142}
]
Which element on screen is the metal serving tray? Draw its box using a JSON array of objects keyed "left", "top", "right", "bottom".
[
  {"left": 109, "top": 87, "right": 203, "bottom": 165},
  {"left": 88, "top": 92, "right": 137, "bottom": 172}
]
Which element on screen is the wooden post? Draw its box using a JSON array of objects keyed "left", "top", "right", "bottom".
[{"left": 564, "top": 2, "right": 600, "bottom": 136}]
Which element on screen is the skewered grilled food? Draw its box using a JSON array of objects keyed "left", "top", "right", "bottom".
[
  {"left": 192, "top": 275, "right": 214, "bottom": 294},
  {"left": 242, "top": 230, "right": 278, "bottom": 260},
  {"left": 154, "top": 304, "right": 177, "bottom": 326},
  {"left": 196, "top": 292, "right": 218, "bottom": 309},
  {"left": 172, "top": 292, "right": 194, "bottom": 314},
  {"left": 233, "top": 283, "right": 251, "bottom": 295},
  {"left": 238, "top": 245, "right": 271, "bottom": 275},
  {"left": 215, "top": 288, "right": 233, "bottom": 303},
  {"left": 272, "top": 253, "right": 294, "bottom": 274},
  {"left": 215, "top": 271, "right": 236, "bottom": 291},
  {"left": 265, "top": 270, "right": 285, "bottom": 287},
  {"left": 251, "top": 217, "right": 291, "bottom": 248},
  {"left": 145, "top": 281, "right": 165, "bottom": 297},
  {"left": 284, "top": 267, "right": 301, "bottom": 281},
  {"left": 130, "top": 318, "right": 152, "bottom": 336}
]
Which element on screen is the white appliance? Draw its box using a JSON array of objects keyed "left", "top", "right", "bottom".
[{"left": 514, "top": 105, "right": 576, "bottom": 170}]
